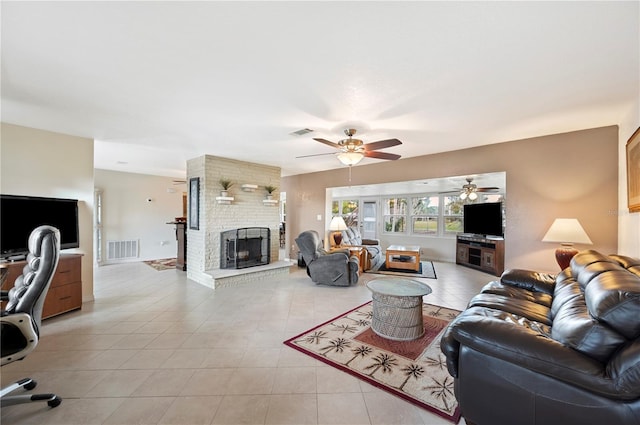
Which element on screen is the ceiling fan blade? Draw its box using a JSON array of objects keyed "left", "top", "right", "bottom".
[
  {"left": 296, "top": 152, "right": 336, "bottom": 159},
  {"left": 365, "top": 151, "right": 401, "bottom": 160},
  {"left": 363, "top": 138, "right": 402, "bottom": 151},
  {"left": 313, "top": 138, "right": 341, "bottom": 149},
  {"left": 438, "top": 190, "right": 461, "bottom": 194},
  {"left": 477, "top": 187, "right": 500, "bottom": 192}
]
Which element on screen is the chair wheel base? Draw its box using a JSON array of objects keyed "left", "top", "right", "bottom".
[{"left": 47, "top": 396, "right": 62, "bottom": 408}]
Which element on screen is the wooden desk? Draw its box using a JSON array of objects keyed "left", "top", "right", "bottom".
[{"left": 385, "top": 245, "right": 421, "bottom": 272}]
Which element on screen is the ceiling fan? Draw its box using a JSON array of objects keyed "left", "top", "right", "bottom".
[
  {"left": 441, "top": 177, "right": 499, "bottom": 200},
  {"left": 297, "top": 129, "right": 402, "bottom": 166}
]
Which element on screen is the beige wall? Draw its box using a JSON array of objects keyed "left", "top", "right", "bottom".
[
  {"left": 283, "top": 126, "right": 619, "bottom": 273},
  {"left": 94, "top": 169, "right": 186, "bottom": 262},
  {"left": 618, "top": 98, "right": 640, "bottom": 257},
  {"left": 1, "top": 123, "right": 95, "bottom": 302}
]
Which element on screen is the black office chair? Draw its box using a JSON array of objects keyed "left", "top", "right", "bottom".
[{"left": 1, "top": 225, "right": 62, "bottom": 408}]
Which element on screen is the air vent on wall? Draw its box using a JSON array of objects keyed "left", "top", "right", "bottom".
[{"left": 290, "top": 128, "right": 314, "bottom": 136}]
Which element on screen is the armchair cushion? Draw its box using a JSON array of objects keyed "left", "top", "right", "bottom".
[{"left": 336, "top": 226, "right": 384, "bottom": 270}]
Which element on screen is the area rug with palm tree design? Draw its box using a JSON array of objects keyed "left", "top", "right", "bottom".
[{"left": 284, "top": 302, "right": 461, "bottom": 423}]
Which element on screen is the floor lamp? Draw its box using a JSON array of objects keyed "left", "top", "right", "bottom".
[{"left": 542, "top": 218, "right": 593, "bottom": 270}]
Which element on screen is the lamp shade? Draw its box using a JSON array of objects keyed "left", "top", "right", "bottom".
[
  {"left": 542, "top": 218, "right": 592, "bottom": 245},
  {"left": 337, "top": 151, "right": 364, "bottom": 166},
  {"left": 329, "top": 216, "right": 348, "bottom": 231},
  {"left": 543, "top": 218, "right": 592, "bottom": 270}
]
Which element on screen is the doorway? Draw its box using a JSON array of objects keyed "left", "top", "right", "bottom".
[{"left": 361, "top": 199, "right": 377, "bottom": 240}]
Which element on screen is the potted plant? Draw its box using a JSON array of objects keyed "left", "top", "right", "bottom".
[
  {"left": 264, "top": 184, "right": 277, "bottom": 200},
  {"left": 219, "top": 178, "right": 234, "bottom": 197}
]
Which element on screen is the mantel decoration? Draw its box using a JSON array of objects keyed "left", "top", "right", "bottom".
[
  {"left": 264, "top": 185, "right": 277, "bottom": 200},
  {"left": 219, "top": 178, "right": 234, "bottom": 197},
  {"left": 626, "top": 126, "right": 640, "bottom": 213},
  {"left": 189, "top": 177, "right": 199, "bottom": 230}
]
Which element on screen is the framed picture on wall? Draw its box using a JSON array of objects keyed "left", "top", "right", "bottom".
[
  {"left": 627, "top": 127, "right": 640, "bottom": 213},
  {"left": 189, "top": 177, "right": 200, "bottom": 229}
]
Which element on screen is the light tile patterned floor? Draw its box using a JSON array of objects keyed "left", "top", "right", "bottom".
[{"left": 1, "top": 261, "right": 490, "bottom": 424}]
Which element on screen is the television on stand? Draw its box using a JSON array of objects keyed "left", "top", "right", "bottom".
[
  {"left": 463, "top": 202, "right": 504, "bottom": 238},
  {"left": 0, "top": 194, "right": 79, "bottom": 260}
]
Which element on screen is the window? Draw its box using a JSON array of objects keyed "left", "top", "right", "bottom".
[
  {"left": 383, "top": 197, "right": 407, "bottom": 233},
  {"left": 333, "top": 199, "right": 359, "bottom": 227},
  {"left": 443, "top": 195, "right": 464, "bottom": 234},
  {"left": 411, "top": 196, "right": 439, "bottom": 234}
]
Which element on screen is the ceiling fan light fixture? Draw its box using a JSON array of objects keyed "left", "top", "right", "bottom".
[
  {"left": 468, "top": 191, "right": 478, "bottom": 201},
  {"left": 337, "top": 151, "right": 364, "bottom": 166}
]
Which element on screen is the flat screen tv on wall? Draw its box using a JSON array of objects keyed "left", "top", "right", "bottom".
[
  {"left": 463, "top": 202, "right": 504, "bottom": 238},
  {"left": 0, "top": 194, "right": 79, "bottom": 259}
]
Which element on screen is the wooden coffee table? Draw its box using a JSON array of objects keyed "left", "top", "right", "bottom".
[{"left": 385, "top": 245, "right": 421, "bottom": 272}]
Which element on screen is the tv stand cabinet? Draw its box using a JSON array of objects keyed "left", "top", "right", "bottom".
[
  {"left": 456, "top": 234, "right": 504, "bottom": 276},
  {"left": 0, "top": 253, "right": 82, "bottom": 319}
]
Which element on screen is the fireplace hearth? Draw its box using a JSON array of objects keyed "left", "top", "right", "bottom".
[{"left": 220, "top": 227, "right": 270, "bottom": 269}]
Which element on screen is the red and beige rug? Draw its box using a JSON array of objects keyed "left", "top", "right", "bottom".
[
  {"left": 143, "top": 258, "right": 177, "bottom": 271},
  {"left": 284, "top": 301, "right": 461, "bottom": 423}
]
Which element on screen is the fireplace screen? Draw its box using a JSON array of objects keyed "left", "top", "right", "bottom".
[{"left": 220, "top": 227, "right": 270, "bottom": 269}]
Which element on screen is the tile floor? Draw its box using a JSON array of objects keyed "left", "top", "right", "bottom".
[{"left": 1, "top": 260, "right": 490, "bottom": 425}]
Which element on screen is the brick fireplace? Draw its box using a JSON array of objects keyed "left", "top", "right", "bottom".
[
  {"left": 220, "top": 227, "right": 270, "bottom": 269},
  {"left": 185, "top": 155, "right": 287, "bottom": 289}
]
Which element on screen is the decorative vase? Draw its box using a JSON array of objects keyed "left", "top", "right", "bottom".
[{"left": 221, "top": 190, "right": 228, "bottom": 197}]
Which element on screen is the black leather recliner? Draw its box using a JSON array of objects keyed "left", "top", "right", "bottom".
[
  {"left": 441, "top": 250, "right": 640, "bottom": 425},
  {"left": 1, "top": 225, "right": 62, "bottom": 409}
]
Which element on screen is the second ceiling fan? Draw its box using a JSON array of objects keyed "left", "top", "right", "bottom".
[
  {"left": 441, "top": 177, "right": 500, "bottom": 200},
  {"left": 298, "top": 129, "right": 402, "bottom": 166}
]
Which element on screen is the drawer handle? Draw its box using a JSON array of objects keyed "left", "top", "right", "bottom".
[
  {"left": 59, "top": 296, "right": 72, "bottom": 300},
  {"left": 59, "top": 270, "right": 71, "bottom": 274}
]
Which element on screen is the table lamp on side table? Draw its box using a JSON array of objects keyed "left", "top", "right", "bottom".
[
  {"left": 329, "top": 216, "right": 348, "bottom": 246},
  {"left": 542, "top": 218, "right": 593, "bottom": 270}
]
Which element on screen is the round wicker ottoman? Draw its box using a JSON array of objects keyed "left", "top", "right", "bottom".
[{"left": 366, "top": 278, "right": 432, "bottom": 341}]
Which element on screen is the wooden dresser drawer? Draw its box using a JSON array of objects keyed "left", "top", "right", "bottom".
[
  {"left": 51, "top": 256, "right": 81, "bottom": 288},
  {"left": 42, "top": 281, "right": 82, "bottom": 318}
]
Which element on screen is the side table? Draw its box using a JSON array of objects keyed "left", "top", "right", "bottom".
[{"left": 366, "top": 278, "right": 432, "bottom": 341}]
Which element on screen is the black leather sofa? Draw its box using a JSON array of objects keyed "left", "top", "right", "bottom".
[{"left": 441, "top": 250, "right": 640, "bottom": 425}]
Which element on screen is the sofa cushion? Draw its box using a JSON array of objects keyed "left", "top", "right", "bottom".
[
  {"left": 467, "top": 293, "right": 552, "bottom": 325},
  {"left": 551, "top": 289, "right": 626, "bottom": 363},
  {"left": 571, "top": 250, "right": 620, "bottom": 290},
  {"left": 585, "top": 270, "right": 640, "bottom": 340},
  {"left": 481, "top": 280, "right": 553, "bottom": 307},
  {"left": 606, "top": 339, "right": 640, "bottom": 397}
]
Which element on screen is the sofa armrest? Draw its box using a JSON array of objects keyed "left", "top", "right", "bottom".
[
  {"left": 442, "top": 306, "right": 638, "bottom": 399},
  {"left": 361, "top": 238, "right": 380, "bottom": 246},
  {"left": 500, "top": 268, "right": 556, "bottom": 295}
]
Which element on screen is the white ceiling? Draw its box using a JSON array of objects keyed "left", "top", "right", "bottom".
[{"left": 2, "top": 2, "right": 638, "bottom": 179}]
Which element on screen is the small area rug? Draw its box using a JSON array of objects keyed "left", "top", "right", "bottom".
[
  {"left": 368, "top": 260, "right": 437, "bottom": 279},
  {"left": 284, "top": 301, "right": 461, "bottom": 423},
  {"left": 143, "top": 258, "right": 177, "bottom": 271}
]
